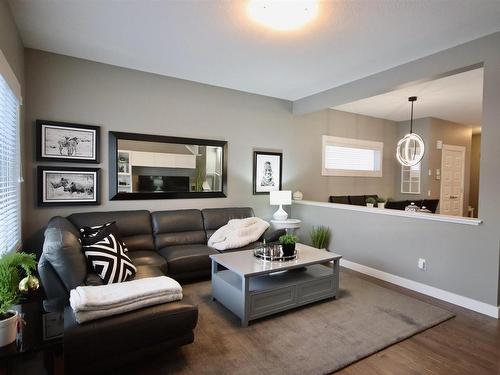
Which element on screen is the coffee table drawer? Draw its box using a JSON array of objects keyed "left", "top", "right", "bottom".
[
  {"left": 297, "top": 277, "right": 335, "bottom": 303},
  {"left": 250, "top": 286, "right": 296, "bottom": 318}
]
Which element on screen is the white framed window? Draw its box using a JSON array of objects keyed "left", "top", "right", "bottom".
[
  {"left": 322, "top": 135, "right": 383, "bottom": 177},
  {"left": 401, "top": 162, "right": 421, "bottom": 194},
  {"left": 0, "top": 52, "right": 22, "bottom": 255}
]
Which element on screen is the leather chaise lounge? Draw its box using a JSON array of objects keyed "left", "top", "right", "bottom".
[{"left": 38, "top": 207, "right": 282, "bottom": 372}]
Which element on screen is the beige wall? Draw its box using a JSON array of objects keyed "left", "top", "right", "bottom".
[
  {"left": 469, "top": 134, "right": 481, "bottom": 217},
  {"left": 323, "top": 110, "right": 398, "bottom": 200}
]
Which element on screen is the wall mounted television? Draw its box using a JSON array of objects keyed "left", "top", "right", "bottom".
[{"left": 138, "top": 175, "right": 190, "bottom": 192}]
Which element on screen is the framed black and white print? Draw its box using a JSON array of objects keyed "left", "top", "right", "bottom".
[
  {"left": 37, "top": 166, "right": 100, "bottom": 207},
  {"left": 253, "top": 151, "right": 282, "bottom": 195},
  {"left": 36, "top": 120, "right": 100, "bottom": 163}
]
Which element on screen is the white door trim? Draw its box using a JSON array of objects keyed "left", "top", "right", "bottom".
[{"left": 440, "top": 144, "right": 466, "bottom": 216}]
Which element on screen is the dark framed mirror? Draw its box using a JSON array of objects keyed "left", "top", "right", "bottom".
[{"left": 109, "top": 131, "right": 227, "bottom": 200}]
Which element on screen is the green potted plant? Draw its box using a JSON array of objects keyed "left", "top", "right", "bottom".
[
  {"left": 0, "top": 252, "right": 37, "bottom": 347},
  {"left": 279, "top": 234, "right": 298, "bottom": 256},
  {"left": 377, "top": 197, "right": 386, "bottom": 209},
  {"left": 365, "top": 197, "right": 377, "bottom": 208},
  {"left": 309, "top": 226, "right": 331, "bottom": 249}
]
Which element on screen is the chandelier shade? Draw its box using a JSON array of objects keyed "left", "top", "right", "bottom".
[
  {"left": 396, "top": 96, "right": 425, "bottom": 167},
  {"left": 396, "top": 133, "right": 425, "bottom": 167}
]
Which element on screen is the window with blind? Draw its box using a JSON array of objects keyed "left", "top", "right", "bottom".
[
  {"left": 322, "top": 135, "right": 383, "bottom": 177},
  {"left": 0, "top": 74, "right": 21, "bottom": 254}
]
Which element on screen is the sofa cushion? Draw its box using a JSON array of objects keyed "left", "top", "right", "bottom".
[
  {"left": 329, "top": 196, "right": 349, "bottom": 204},
  {"left": 159, "top": 244, "right": 218, "bottom": 275},
  {"left": 128, "top": 251, "right": 168, "bottom": 274},
  {"left": 133, "top": 264, "right": 166, "bottom": 279},
  {"left": 152, "top": 210, "right": 206, "bottom": 249},
  {"left": 68, "top": 210, "right": 155, "bottom": 251},
  {"left": 81, "top": 224, "right": 136, "bottom": 284},
  {"left": 201, "top": 207, "right": 255, "bottom": 240},
  {"left": 42, "top": 216, "right": 87, "bottom": 291},
  {"left": 348, "top": 195, "right": 368, "bottom": 206},
  {"left": 64, "top": 301, "right": 198, "bottom": 371}
]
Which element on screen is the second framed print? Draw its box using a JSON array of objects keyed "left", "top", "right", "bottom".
[
  {"left": 37, "top": 166, "right": 100, "bottom": 207},
  {"left": 253, "top": 151, "right": 282, "bottom": 195},
  {"left": 36, "top": 120, "right": 100, "bottom": 163}
]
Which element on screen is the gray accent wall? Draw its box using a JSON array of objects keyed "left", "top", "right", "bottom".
[
  {"left": 22, "top": 51, "right": 399, "bottom": 248},
  {"left": 0, "top": 0, "right": 23, "bottom": 87},
  {"left": 22, "top": 49, "right": 295, "bottom": 248}
]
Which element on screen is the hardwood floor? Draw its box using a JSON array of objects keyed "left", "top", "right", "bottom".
[{"left": 337, "top": 268, "right": 500, "bottom": 375}]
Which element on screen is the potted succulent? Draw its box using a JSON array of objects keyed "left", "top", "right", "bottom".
[
  {"left": 279, "top": 234, "right": 298, "bottom": 257},
  {"left": 0, "top": 252, "right": 37, "bottom": 347},
  {"left": 377, "top": 197, "right": 386, "bottom": 209},
  {"left": 365, "top": 197, "right": 377, "bottom": 208},
  {"left": 309, "top": 226, "right": 331, "bottom": 249}
]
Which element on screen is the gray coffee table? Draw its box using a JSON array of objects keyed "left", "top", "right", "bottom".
[{"left": 210, "top": 243, "right": 342, "bottom": 327}]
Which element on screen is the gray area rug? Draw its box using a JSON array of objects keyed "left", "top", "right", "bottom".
[{"left": 127, "top": 269, "right": 454, "bottom": 374}]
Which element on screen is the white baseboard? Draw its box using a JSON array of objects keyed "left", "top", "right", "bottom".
[{"left": 340, "top": 259, "right": 499, "bottom": 319}]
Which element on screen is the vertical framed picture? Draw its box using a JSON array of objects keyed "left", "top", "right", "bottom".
[
  {"left": 253, "top": 151, "right": 282, "bottom": 195},
  {"left": 36, "top": 120, "right": 100, "bottom": 163},
  {"left": 37, "top": 166, "right": 100, "bottom": 207}
]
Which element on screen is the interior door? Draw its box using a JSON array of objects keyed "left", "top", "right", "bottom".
[{"left": 440, "top": 144, "right": 466, "bottom": 216}]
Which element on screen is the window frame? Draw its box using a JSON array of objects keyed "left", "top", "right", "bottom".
[
  {"left": 322, "top": 135, "right": 384, "bottom": 177},
  {"left": 0, "top": 50, "right": 22, "bottom": 255},
  {"left": 401, "top": 162, "right": 421, "bottom": 194}
]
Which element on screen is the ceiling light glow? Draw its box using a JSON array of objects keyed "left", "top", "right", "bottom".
[{"left": 247, "top": 0, "right": 319, "bottom": 31}]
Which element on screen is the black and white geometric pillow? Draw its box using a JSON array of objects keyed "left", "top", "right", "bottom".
[{"left": 80, "top": 223, "right": 136, "bottom": 284}]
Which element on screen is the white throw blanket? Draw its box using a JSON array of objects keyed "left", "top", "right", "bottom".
[
  {"left": 70, "top": 276, "right": 183, "bottom": 323},
  {"left": 208, "top": 217, "right": 270, "bottom": 251}
]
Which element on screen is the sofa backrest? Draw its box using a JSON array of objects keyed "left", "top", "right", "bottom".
[
  {"left": 38, "top": 216, "right": 87, "bottom": 299},
  {"left": 201, "top": 207, "right": 255, "bottom": 240},
  {"left": 67, "top": 210, "right": 155, "bottom": 251},
  {"left": 152, "top": 209, "right": 206, "bottom": 249}
]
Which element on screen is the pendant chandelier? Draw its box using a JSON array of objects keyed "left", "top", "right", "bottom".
[{"left": 396, "top": 96, "right": 425, "bottom": 167}]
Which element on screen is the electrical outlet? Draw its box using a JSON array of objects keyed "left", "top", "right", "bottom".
[
  {"left": 418, "top": 258, "right": 426, "bottom": 271},
  {"left": 427, "top": 190, "right": 431, "bottom": 197}
]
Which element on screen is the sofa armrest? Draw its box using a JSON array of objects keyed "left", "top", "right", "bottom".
[{"left": 260, "top": 228, "right": 286, "bottom": 243}]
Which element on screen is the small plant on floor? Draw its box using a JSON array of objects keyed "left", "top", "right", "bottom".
[
  {"left": 0, "top": 252, "right": 38, "bottom": 347},
  {"left": 279, "top": 234, "right": 298, "bottom": 256},
  {"left": 310, "top": 226, "right": 331, "bottom": 250},
  {"left": 365, "top": 197, "right": 377, "bottom": 207}
]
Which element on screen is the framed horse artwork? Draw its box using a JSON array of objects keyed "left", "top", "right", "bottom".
[
  {"left": 36, "top": 120, "right": 100, "bottom": 163},
  {"left": 37, "top": 166, "right": 100, "bottom": 206}
]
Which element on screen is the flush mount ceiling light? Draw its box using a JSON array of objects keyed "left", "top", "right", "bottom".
[
  {"left": 396, "top": 96, "right": 425, "bottom": 167},
  {"left": 246, "top": 0, "right": 319, "bottom": 31}
]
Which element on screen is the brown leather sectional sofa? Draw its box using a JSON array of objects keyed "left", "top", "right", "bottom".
[{"left": 38, "top": 207, "right": 283, "bottom": 373}]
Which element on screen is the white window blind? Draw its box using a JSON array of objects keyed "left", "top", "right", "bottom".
[
  {"left": 322, "top": 135, "right": 383, "bottom": 177},
  {"left": 0, "top": 74, "right": 21, "bottom": 254}
]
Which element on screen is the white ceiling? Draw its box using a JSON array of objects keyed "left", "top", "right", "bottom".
[
  {"left": 8, "top": 0, "right": 500, "bottom": 100},
  {"left": 333, "top": 68, "right": 483, "bottom": 126}
]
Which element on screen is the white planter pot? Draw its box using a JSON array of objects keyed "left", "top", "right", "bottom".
[
  {"left": 377, "top": 202, "right": 385, "bottom": 209},
  {"left": 366, "top": 203, "right": 374, "bottom": 208},
  {"left": 0, "top": 310, "right": 18, "bottom": 347}
]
